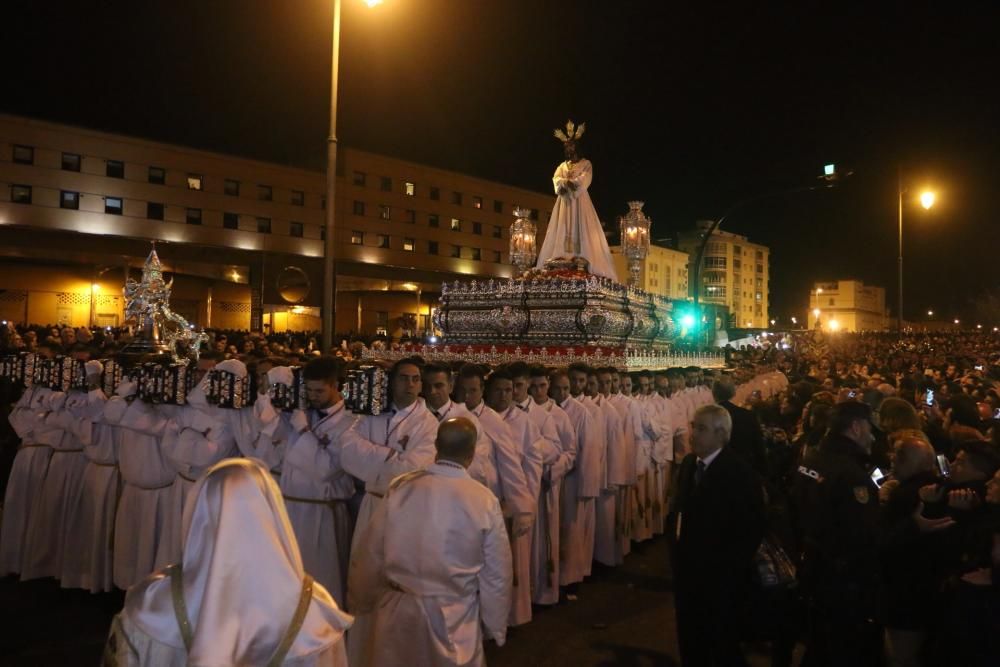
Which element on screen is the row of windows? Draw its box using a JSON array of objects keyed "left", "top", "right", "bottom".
[
  {"left": 348, "top": 229, "right": 501, "bottom": 262},
  {"left": 351, "top": 170, "right": 537, "bottom": 218},
  {"left": 10, "top": 143, "right": 311, "bottom": 206},
  {"left": 350, "top": 200, "right": 504, "bottom": 237}
]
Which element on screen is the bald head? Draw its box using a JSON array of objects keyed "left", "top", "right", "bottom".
[
  {"left": 893, "top": 437, "right": 936, "bottom": 482},
  {"left": 435, "top": 417, "right": 478, "bottom": 468}
]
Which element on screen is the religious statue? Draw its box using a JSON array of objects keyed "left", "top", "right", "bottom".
[
  {"left": 122, "top": 244, "right": 209, "bottom": 362},
  {"left": 534, "top": 120, "right": 617, "bottom": 279}
]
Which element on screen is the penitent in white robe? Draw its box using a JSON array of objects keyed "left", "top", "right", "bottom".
[
  {"left": 348, "top": 462, "right": 512, "bottom": 667},
  {"left": 534, "top": 158, "right": 616, "bottom": 279},
  {"left": 557, "top": 396, "right": 601, "bottom": 585}
]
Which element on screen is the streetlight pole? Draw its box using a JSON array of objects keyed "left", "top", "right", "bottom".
[
  {"left": 897, "top": 167, "right": 904, "bottom": 334},
  {"left": 322, "top": 0, "right": 343, "bottom": 353}
]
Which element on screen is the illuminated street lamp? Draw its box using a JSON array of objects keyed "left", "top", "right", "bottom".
[
  {"left": 323, "top": 0, "right": 382, "bottom": 352},
  {"left": 509, "top": 207, "right": 537, "bottom": 276},
  {"left": 897, "top": 170, "right": 937, "bottom": 334},
  {"left": 828, "top": 319, "right": 840, "bottom": 332},
  {"left": 619, "top": 201, "right": 651, "bottom": 288},
  {"left": 927, "top": 310, "right": 934, "bottom": 317}
]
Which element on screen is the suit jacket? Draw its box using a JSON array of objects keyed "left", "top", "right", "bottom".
[
  {"left": 669, "top": 446, "right": 765, "bottom": 596},
  {"left": 721, "top": 400, "right": 767, "bottom": 477}
]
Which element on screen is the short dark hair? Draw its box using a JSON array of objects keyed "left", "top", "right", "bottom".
[
  {"left": 506, "top": 361, "right": 530, "bottom": 379},
  {"left": 303, "top": 355, "right": 343, "bottom": 386},
  {"left": 457, "top": 363, "right": 486, "bottom": 387},
  {"left": 568, "top": 362, "right": 590, "bottom": 375},
  {"left": 389, "top": 357, "right": 423, "bottom": 384},
  {"left": 199, "top": 351, "right": 225, "bottom": 362},
  {"left": 485, "top": 368, "right": 513, "bottom": 392},
  {"left": 421, "top": 362, "right": 452, "bottom": 380},
  {"left": 529, "top": 364, "right": 550, "bottom": 378},
  {"left": 948, "top": 395, "right": 981, "bottom": 428}
]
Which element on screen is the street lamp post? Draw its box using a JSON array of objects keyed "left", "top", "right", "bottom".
[
  {"left": 897, "top": 167, "right": 936, "bottom": 334},
  {"left": 321, "top": 0, "right": 344, "bottom": 353}
]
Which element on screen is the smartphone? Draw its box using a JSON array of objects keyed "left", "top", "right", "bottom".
[
  {"left": 975, "top": 365, "right": 984, "bottom": 371},
  {"left": 848, "top": 390, "right": 857, "bottom": 399},
  {"left": 870, "top": 467, "right": 887, "bottom": 488},
  {"left": 936, "top": 454, "right": 950, "bottom": 478},
  {"left": 925, "top": 389, "right": 935, "bottom": 406},
  {"left": 994, "top": 408, "right": 1000, "bottom": 420}
]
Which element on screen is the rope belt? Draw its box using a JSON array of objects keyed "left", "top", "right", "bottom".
[
  {"left": 91, "top": 461, "right": 119, "bottom": 468},
  {"left": 283, "top": 494, "right": 349, "bottom": 507},
  {"left": 365, "top": 490, "right": 385, "bottom": 499},
  {"left": 52, "top": 448, "right": 85, "bottom": 454}
]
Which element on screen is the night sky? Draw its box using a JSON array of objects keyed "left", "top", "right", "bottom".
[{"left": 6, "top": 1, "right": 1000, "bottom": 322}]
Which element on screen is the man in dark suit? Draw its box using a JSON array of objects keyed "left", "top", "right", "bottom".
[
  {"left": 714, "top": 378, "right": 768, "bottom": 478},
  {"left": 669, "top": 404, "right": 766, "bottom": 666}
]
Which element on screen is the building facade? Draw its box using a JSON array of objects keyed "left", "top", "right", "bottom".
[
  {"left": 0, "top": 114, "right": 552, "bottom": 336},
  {"left": 677, "top": 221, "right": 771, "bottom": 329},
  {"left": 807, "top": 280, "right": 888, "bottom": 332},
  {"left": 609, "top": 244, "right": 690, "bottom": 300}
]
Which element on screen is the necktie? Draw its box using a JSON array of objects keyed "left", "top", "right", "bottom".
[
  {"left": 432, "top": 410, "right": 441, "bottom": 420},
  {"left": 695, "top": 460, "right": 706, "bottom": 486}
]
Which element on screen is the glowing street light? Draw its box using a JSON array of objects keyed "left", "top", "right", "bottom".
[
  {"left": 828, "top": 319, "right": 840, "bottom": 332},
  {"left": 791, "top": 316, "right": 798, "bottom": 325},
  {"left": 927, "top": 310, "right": 934, "bottom": 317},
  {"left": 920, "top": 191, "right": 936, "bottom": 210},
  {"left": 812, "top": 308, "right": 821, "bottom": 318},
  {"left": 898, "top": 172, "right": 940, "bottom": 333},
  {"left": 954, "top": 319, "right": 960, "bottom": 325}
]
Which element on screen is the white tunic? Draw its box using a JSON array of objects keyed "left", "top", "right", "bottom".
[
  {"left": 60, "top": 388, "right": 119, "bottom": 592},
  {"left": 279, "top": 400, "right": 359, "bottom": 606},
  {"left": 0, "top": 386, "right": 52, "bottom": 575},
  {"left": 591, "top": 394, "right": 625, "bottom": 566},
  {"left": 348, "top": 462, "right": 512, "bottom": 667},
  {"left": 556, "top": 396, "right": 600, "bottom": 585},
  {"left": 534, "top": 158, "right": 616, "bottom": 279}
]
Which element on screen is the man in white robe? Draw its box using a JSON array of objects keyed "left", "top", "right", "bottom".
[
  {"left": 527, "top": 366, "right": 577, "bottom": 604},
  {"left": 483, "top": 368, "right": 542, "bottom": 626},
  {"left": 588, "top": 369, "right": 625, "bottom": 567},
  {"left": 342, "top": 358, "right": 438, "bottom": 661},
  {"left": 551, "top": 367, "right": 600, "bottom": 587},
  {"left": 348, "top": 417, "right": 511, "bottom": 667},
  {"left": 0, "top": 384, "right": 54, "bottom": 575}
]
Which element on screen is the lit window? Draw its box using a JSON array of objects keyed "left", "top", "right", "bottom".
[
  {"left": 10, "top": 185, "right": 31, "bottom": 204},
  {"left": 60, "top": 191, "right": 80, "bottom": 210},
  {"left": 473, "top": 196, "right": 482, "bottom": 209},
  {"left": 353, "top": 171, "right": 366, "bottom": 186},
  {"left": 187, "top": 174, "right": 203, "bottom": 190},
  {"left": 224, "top": 179, "right": 240, "bottom": 196},
  {"left": 403, "top": 238, "right": 415, "bottom": 251},
  {"left": 380, "top": 176, "right": 392, "bottom": 192},
  {"left": 428, "top": 214, "right": 439, "bottom": 227},
  {"left": 148, "top": 166, "right": 166, "bottom": 184},
  {"left": 147, "top": 202, "right": 165, "bottom": 220},
  {"left": 291, "top": 190, "right": 304, "bottom": 206},
  {"left": 377, "top": 234, "right": 389, "bottom": 248},
  {"left": 223, "top": 212, "right": 239, "bottom": 229},
  {"left": 258, "top": 184, "right": 272, "bottom": 201},
  {"left": 257, "top": 217, "right": 271, "bottom": 234},
  {"left": 405, "top": 182, "right": 416, "bottom": 196},
  {"left": 351, "top": 230, "right": 363, "bottom": 245},
  {"left": 289, "top": 221, "right": 303, "bottom": 237},
  {"left": 62, "top": 153, "right": 81, "bottom": 172},
  {"left": 450, "top": 218, "right": 461, "bottom": 231},
  {"left": 107, "top": 160, "right": 125, "bottom": 178},
  {"left": 353, "top": 201, "right": 365, "bottom": 216},
  {"left": 380, "top": 205, "right": 390, "bottom": 220},
  {"left": 429, "top": 187, "right": 440, "bottom": 201},
  {"left": 186, "top": 208, "right": 202, "bottom": 225},
  {"left": 12, "top": 145, "right": 33, "bottom": 165},
  {"left": 105, "top": 196, "right": 123, "bottom": 215}
]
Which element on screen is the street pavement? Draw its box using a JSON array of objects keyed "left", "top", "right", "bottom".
[{"left": 1, "top": 535, "right": 792, "bottom": 666}]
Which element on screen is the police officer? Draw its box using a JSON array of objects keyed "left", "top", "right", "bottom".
[{"left": 792, "top": 400, "right": 882, "bottom": 666}]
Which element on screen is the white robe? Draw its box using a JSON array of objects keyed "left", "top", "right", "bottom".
[
  {"left": 60, "top": 388, "right": 119, "bottom": 592},
  {"left": 104, "top": 398, "right": 178, "bottom": 589},
  {"left": 556, "top": 396, "right": 600, "bottom": 585},
  {"left": 278, "top": 401, "right": 359, "bottom": 607},
  {"left": 529, "top": 398, "right": 577, "bottom": 604},
  {"left": 348, "top": 462, "right": 512, "bottom": 667},
  {"left": 592, "top": 395, "right": 626, "bottom": 566},
  {"left": 0, "top": 386, "right": 52, "bottom": 575},
  {"left": 534, "top": 158, "right": 616, "bottom": 279}
]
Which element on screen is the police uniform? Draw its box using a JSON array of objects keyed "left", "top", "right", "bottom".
[{"left": 792, "top": 432, "right": 883, "bottom": 665}]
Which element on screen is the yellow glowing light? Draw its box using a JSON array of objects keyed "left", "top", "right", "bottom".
[
  {"left": 927, "top": 310, "right": 934, "bottom": 316},
  {"left": 812, "top": 308, "right": 821, "bottom": 317},
  {"left": 816, "top": 288, "right": 823, "bottom": 294},
  {"left": 401, "top": 282, "right": 419, "bottom": 291},
  {"left": 954, "top": 319, "right": 960, "bottom": 325},
  {"left": 920, "top": 191, "right": 936, "bottom": 210},
  {"left": 231, "top": 271, "right": 241, "bottom": 281},
  {"left": 91, "top": 283, "right": 100, "bottom": 291},
  {"left": 364, "top": 0, "right": 383, "bottom": 6},
  {"left": 828, "top": 319, "right": 840, "bottom": 331}
]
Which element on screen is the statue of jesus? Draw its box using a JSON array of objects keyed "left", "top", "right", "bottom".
[{"left": 534, "top": 120, "right": 617, "bottom": 279}]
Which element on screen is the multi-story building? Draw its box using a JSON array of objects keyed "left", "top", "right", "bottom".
[
  {"left": 677, "top": 221, "right": 771, "bottom": 329},
  {"left": 0, "top": 114, "right": 552, "bottom": 335},
  {"left": 807, "top": 280, "right": 888, "bottom": 332},
  {"left": 609, "top": 244, "right": 689, "bottom": 300}
]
